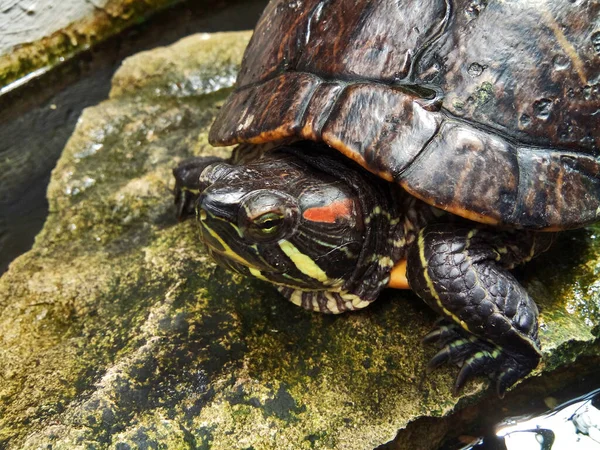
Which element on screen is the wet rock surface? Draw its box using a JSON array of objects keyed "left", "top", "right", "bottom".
[
  {"left": 0, "top": 0, "right": 186, "bottom": 92},
  {"left": 0, "top": 31, "right": 599, "bottom": 449},
  {"left": 0, "top": 0, "right": 269, "bottom": 275}
]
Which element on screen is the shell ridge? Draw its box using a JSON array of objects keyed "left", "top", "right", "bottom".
[
  {"left": 394, "top": 115, "right": 445, "bottom": 182},
  {"left": 438, "top": 107, "right": 600, "bottom": 157},
  {"left": 407, "top": 0, "right": 454, "bottom": 81},
  {"left": 510, "top": 148, "right": 526, "bottom": 225},
  {"left": 234, "top": 69, "right": 452, "bottom": 95},
  {"left": 294, "top": 78, "right": 323, "bottom": 135},
  {"left": 308, "top": 83, "right": 346, "bottom": 140}
]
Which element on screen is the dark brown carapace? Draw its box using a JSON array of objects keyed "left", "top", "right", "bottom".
[{"left": 175, "top": 0, "right": 599, "bottom": 396}]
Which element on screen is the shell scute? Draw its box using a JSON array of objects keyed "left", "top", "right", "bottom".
[{"left": 209, "top": 0, "right": 600, "bottom": 229}]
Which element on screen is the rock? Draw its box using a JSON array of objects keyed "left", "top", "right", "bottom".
[
  {"left": 0, "top": 0, "right": 184, "bottom": 93},
  {"left": 0, "top": 30, "right": 599, "bottom": 450}
]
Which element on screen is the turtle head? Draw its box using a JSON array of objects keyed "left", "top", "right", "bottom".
[{"left": 174, "top": 148, "right": 368, "bottom": 291}]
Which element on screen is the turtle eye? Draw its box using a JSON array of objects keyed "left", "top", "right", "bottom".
[
  {"left": 244, "top": 209, "right": 289, "bottom": 241},
  {"left": 254, "top": 212, "right": 284, "bottom": 233},
  {"left": 239, "top": 190, "right": 298, "bottom": 243}
]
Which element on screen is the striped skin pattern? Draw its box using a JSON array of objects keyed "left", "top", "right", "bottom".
[
  {"left": 406, "top": 225, "right": 554, "bottom": 395},
  {"left": 177, "top": 0, "right": 599, "bottom": 395},
  {"left": 174, "top": 144, "right": 436, "bottom": 312},
  {"left": 174, "top": 142, "right": 555, "bottom": 394}
]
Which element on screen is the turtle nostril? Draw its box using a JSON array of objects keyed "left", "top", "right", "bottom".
[
  {"left": 197, "top": 188, "right": 241, "bottom": 224},
  {"left": 199, "top": 163, "right": 239, "bottom": 189}
]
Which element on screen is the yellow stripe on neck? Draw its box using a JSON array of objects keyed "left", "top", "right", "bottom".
[{"left": 278, "top": 240, "right": 329, "bottom": 283}]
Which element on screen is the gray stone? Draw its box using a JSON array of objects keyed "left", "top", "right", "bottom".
[
  {"left": 1, "top": 1, "right": 108, "bottom": 56},
  {"left": 0, "top": 0, "right": 183, "bottom": 93},
  {"left": 0, "top": 30, "right": 599, "bottom": 450}
]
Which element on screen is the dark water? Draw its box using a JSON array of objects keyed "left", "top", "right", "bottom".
[
  {"left": 436, "top": 371, "right": 600, "bottom": 450},
  {"left": 0, "top": 0, "right": 268, "bottom": 274}
]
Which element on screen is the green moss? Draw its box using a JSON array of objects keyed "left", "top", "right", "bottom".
[
  {"left": 452, "top": 100, "right": 465, "bottom": 111},
  {"left": 474, "top": 81, "right": 494, "bottom": 106},
  {"left": 0, "top": 0, "right": 184, "bottom": 91},
  {"left": 1, "top": 30, "right": 599, "bottom": 450}
]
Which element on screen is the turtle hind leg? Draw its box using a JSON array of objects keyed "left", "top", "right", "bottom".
[{"left": 406, "top": 224, "right": 551, "bottom": 396}]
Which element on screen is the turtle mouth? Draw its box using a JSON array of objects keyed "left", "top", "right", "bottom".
[{"left": 197, "top": 207, "right": 275, "bottom": 273}]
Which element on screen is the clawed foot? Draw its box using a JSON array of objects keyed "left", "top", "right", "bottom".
[{"left": 423, "top": 320, "right": 538, "bottom": 397}]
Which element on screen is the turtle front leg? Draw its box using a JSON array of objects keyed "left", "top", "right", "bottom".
[
  {"left": 406, "top": 224, "right": 554, "bottom": 396},
  {"left": 173, "top": 156, "right": 226, "bottom": 221}
]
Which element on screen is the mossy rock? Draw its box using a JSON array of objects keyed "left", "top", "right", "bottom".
[
  {"left": 0, "top": 30, "right": 599, "bottom": 450},
  {"left": 0, "top": 0, "right": 186, "bottom": 92}
]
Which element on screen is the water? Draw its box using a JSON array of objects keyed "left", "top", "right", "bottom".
[
  {"left": 437, "top": 370, "right": 600, "bottom": 450},
  {"left": 0, "top": 0, "right": 268, "bottom": 274}
]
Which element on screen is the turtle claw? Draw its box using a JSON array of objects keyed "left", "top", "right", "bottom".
[
  {"left": 453, "top": 351, "right": 496, "bottom": 395},
  {"left": 423, "top": 320, "right": 534, "bottom": 395},
  {"left": 422, "top": 323, "right": 461, "bottom": 345},
  {"left": 453, "top": 365, "right": 472, "bottom": 395},
  {"left": 426, "top": 333, "right": 480, "bottom": 368},
  {"left": 496, "top": 367, "right": 522, "bottom": 398},
  {"left": 427, "top": 347, "right": 452, "bottom": 372}
]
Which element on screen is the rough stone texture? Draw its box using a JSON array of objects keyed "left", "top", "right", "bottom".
[
  {"left": 0, "top": 0, "right": 184, "bottom": 92},
  {"left": 0, "top": 1, "right": 111, "bottom": 55},
  {"left": 0, "top": 31, "right": 599, "bottom": 450}
]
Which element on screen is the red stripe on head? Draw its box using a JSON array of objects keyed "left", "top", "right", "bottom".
[{"left": 302, "top": 198, "right": 354, "bottom": 224}]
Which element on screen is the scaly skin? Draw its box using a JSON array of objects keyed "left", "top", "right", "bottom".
[
  {"left": 174, "top": 144, "right": 556, "bottom": 395},
  {"left": 406, "top": 225, "right": 554, "bottom": 395}
]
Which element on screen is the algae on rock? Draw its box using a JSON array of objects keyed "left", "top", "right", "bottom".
[
  {"left": 0, "top": 0, "right": 187, "bottom": 93},
  {"left": 0, "top": 30, "right": 599, "bottom": 450}
]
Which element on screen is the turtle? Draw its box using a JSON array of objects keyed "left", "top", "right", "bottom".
[{"left": 173, "top": 0, "right": 600, "bottom": 395}]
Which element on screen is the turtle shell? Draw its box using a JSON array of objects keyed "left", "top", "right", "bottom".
[{"left": 208, "top": 0, "right": 600, "bottom": 230}]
